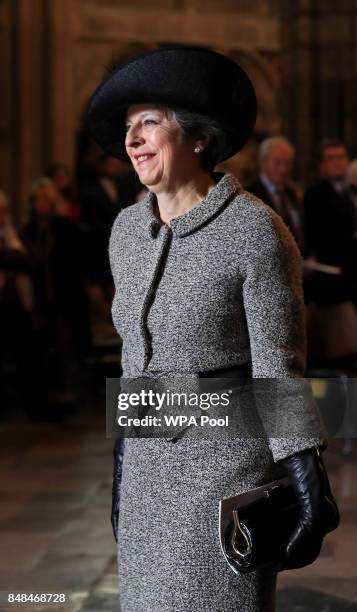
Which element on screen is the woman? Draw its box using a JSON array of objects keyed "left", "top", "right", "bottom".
[{"left": 87, "top": 47, "right": 339, "bottom": 612}]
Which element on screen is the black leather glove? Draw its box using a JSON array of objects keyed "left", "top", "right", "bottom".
[
  {"left": 111, "top": 437, "right": 125, "bottom": 543},
  {"left": 277, "top": 446, "right": 340, "bottom": 570}
]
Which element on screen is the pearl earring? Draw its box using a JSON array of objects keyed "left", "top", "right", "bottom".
[{"left": 194, "top": 146, "right": 202, "bottom": 153}]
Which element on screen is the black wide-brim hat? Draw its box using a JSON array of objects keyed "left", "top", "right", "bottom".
[{"left": 86, "top": 45, "right": 257, "bottom": 163}]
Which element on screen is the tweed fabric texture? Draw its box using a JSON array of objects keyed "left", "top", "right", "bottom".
[{"left": 109, "top": 171, "right": 325, "bottom": 611}]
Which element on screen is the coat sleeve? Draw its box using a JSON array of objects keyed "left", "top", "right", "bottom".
[
  {"left": 241, "top": 208, "right": 326, "bottom": 461},
  {"left": 108, "top": 209, "right": 125, "bottom": 291},
  {"left": 108, "top": 207, "right": 127, "bottom": 353}
]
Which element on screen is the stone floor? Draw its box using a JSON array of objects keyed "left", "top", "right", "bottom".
[{"left": 0, "top": 373, "right": 356, "bottom": 612}]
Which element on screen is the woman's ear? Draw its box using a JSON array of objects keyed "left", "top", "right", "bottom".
[{"left": 195, "top": 135, "right": 210, "bottom": 151}]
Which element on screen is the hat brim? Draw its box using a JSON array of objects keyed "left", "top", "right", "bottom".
[{"left": 87, "top": 46, "right": 257, "bottom": 164}]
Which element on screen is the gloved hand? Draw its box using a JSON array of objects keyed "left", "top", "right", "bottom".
[
  {"left": 111, "top": 437, "right": 125, "bottom": 543},
  {"left": 277, "top": 446, "right": 339, "bottom": 570}
]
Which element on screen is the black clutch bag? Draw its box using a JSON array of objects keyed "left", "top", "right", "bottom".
[
  {"left": 219, "top": 477, "right": 300, "bottom": 574},
  {"left": 219, "top": 463, "right": 339, "bottom": 574}
]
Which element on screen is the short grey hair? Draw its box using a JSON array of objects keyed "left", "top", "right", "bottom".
[
  {"left": 258, "top": 136, "right": 294, "bottom": 160},
  {"left": 166, "top": 107, "right": 228, "bottom": 173}
]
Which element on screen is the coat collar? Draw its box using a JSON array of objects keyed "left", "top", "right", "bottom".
[{"left": 142, "top": 172, "right": 243, "bottom": 238}]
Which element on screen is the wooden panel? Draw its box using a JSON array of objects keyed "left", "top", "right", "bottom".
[
  {"left": 190, "top": 0, "right": 279, "bottom": 15},
  {"left": 47, "top": 0, "right": 77, "bottom": 170},
  {"left": 93, "top": 0, "right": 185, "bottom": 7},
  {"left": 75, "top": 5, "right": 279, "bottom": 51},
  {"left": 0, "top": 0, "right": 14, "bottom": 205},
  {"left": 92, "top": 0, "right": 279, "bottom": 13},
  {"left": 0, "top": 0, "right": 11, "bottom": 136}
]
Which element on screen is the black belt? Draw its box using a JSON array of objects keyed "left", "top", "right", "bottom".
[
  {"left": 198, "top": 362, "right": 252, "bottom": 379},
  {"left": 169, "top": 362, "right": 253, "bottom": 443},
  {"left": 197, "top": 362, "right": 252, "bottom": 394}
]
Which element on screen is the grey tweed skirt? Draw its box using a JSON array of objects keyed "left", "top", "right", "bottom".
[{"left": 117, "top": 436, "right": 281, "bottom": 612}]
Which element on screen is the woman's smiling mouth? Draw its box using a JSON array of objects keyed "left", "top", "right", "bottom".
[{"left": 135, "top": 153, "right": 156, "bottom": 165}]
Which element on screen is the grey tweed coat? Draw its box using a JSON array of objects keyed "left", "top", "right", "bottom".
[{"left": 108, "top": 171, "right": 324, "bottom": 612}]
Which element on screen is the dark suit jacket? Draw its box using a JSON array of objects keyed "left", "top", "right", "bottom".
[
  {"left": 246, "top": 177, "right": 304, "bottom": 253},
  {"left": 246, "top": 177, "right": 275, "bottom": 209},
  {"left": 303, "top": 179, "right": 357, "bottom": 306}
]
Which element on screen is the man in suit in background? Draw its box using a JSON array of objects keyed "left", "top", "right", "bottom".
[
  {"left": 246, "top": 136, "right": 304, "bottom": 252},
  {"left": 80, "top": 154, "right": 142, "bottom": 296},
  {"left": 303, "top": 138, "right": 357, "bottom": 307}
]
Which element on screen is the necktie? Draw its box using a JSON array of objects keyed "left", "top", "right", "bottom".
[
  {"left": 275, "top": 189, "right": 290, "bottom": 224},
  {"left": 275, "top": 189, "right": 303, "bottom": 249}
]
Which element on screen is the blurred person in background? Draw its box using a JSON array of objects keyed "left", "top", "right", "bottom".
[
  {"left": 0, "top": 191, "right": 33, "bottom": 311},
  {"left": 22, "top": 177, "right": 91, "bottom": 413},
  {"left": 303, "top": 139, "right": 357, "bottom": 307},
  {"left": 80, "top": 154, "right": 142, "bottom": 299},
  {"left": 246, "top": 136, "right": 305, "bottom": 252},
  {"left": 46, "top": 163, "right": 81, "bottom": 222},
  {"left": 303, "top": 140, "right": 357, "bottom": 365},
  {"left": 346, "top": 159, "right": 357, "bottom": 225},
  {"left": 0, "top": 190, "right": 52, "bottom": 422}
]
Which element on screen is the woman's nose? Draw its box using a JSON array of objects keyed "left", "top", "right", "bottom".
[{"left": 125, "top": 125, "right": 145, "bottom": 148}]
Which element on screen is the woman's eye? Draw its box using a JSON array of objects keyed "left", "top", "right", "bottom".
[{"left": 124, "top": 118, "right": 159, "bottom": 133}]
